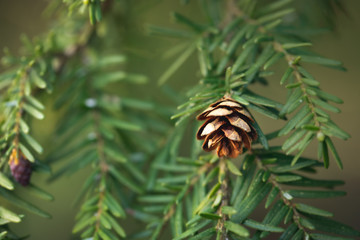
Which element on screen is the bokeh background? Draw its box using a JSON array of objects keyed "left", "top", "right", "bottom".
[{"left": 0, "top": 0, "right": 359, "bottom": 239}]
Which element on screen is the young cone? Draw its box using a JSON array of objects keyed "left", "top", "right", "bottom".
[
  {"left": 8, "top": 148, "right": 32, "bottom": 186},
  {"left": 196, "top": 96, "right": 257, "bottom": 158}
]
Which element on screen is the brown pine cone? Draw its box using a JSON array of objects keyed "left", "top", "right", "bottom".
[
  {"left": 196, "top": 96, "right": 257, "bottom": 158},
  {"left": 8, "top": 148, "right": 32, "bottom": 186}
]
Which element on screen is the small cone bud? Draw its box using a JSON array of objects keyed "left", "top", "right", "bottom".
[
  {"left": 8, "top": 149, "right": 32, "bottom": 186},
  {"left": 196, "top": 96, "right": 257, "bottom": 158},
  {"left": 317, "top": 131, "right": 325, "bottom": 142}
]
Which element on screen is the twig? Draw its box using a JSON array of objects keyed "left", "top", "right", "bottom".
[{"left": 217, "top": 158, "right": 230, "bottom": 240}]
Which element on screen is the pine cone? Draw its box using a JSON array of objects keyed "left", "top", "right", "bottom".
[
  {"left": 196, "top": 96, "right": 257, "bottom": 158},
  {"left": 8, "top": 148, "right": 32, "bottom": 186}
]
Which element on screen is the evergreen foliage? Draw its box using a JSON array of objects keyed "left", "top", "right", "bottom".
[{"left": 0, "top": 0, "right": 358, "bottom": 239}]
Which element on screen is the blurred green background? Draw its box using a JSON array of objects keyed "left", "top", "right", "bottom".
[{"left": 0, "top": 0, "right": 359, "bottom": 239}]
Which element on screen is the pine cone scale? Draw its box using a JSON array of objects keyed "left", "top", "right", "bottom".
[
  {"left": 215, "top": 100, "right": 242, "bottom": 108},
  {"left": 240, "top": 131, "right": 251, "bottom": 149},
  {"left": 234, "top": 108, "right": 254, "bottom": 121},
  {"left": 217, "top": 139, "right": 230, "bottom": 157},
  {"left": 196, "top": 96, "right": 257, "bottom": 158},
  {"left": 221, "top": 126, "right": 241, "bottom": 141},
  {"left": 217, "top": 138, "right": 241, "bottom": 158},
  {"left": 226, "top": 114, "right": 251, "bottom": 132},
  {"left": 203, "top": 131, "right": 223, "bottom": 151},
  {"left": 197, "top": 118, "right": 225, "bottom": 139},
  {"left": 206, "top": 108, "right": 233, "bottom": 118}
]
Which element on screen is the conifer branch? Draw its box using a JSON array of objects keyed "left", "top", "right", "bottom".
[
  {"left": 0, "top": 0, "right": 126, "bottom": 238},
  {"left": 272, "top": 42, "right": 319, "bottom": 122},
  {"left": 255, "top": 156, "right": 308, "bottom": 236},
  {"left": 1, "top": 1, "right": 359, "bottom": 239},
  {"left": 92, "top": 109, "right": 109, "bottom": 236},
  {"left": 150, "top": 162, "right": 214, "bottom": 239},
  {"left": 54, "top": 0, "right": 114, "bottom": 75},
  {"left": 7, "top": 73, "right": 26, "bottom": 158},
  {"left": 143, "top": 1, "right": 359, "bottom": 239},
  {"left": 224, "top": 0, "right": 348, "bottom": 167}
]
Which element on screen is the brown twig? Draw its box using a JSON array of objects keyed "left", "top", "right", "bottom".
[{"left": 217, "top": 158, "right": 230, "bottom": 240}]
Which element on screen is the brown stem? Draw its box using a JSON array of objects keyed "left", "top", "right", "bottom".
[
  {"left": 217, "top": 157, "right": 230, "bottom": 240},
  {"left": 1, "top": 69, "right": 29, "bottom": 169},
  {"left": 13, "top": 74, "right": 26, "bottom": 149}
]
